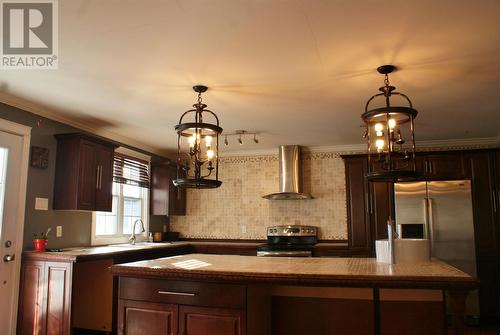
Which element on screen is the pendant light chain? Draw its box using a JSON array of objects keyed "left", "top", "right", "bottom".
[{"left": 384, "top": 73, "right": 390, "bottom": 87}]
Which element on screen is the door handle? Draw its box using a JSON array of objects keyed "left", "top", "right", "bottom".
[
  {"left": 96, "top": 165, "right": 100, "bottom": 188},
  {"left": 98, "top": 165, "right": 102, "bottom": 189},
  {"left": 3, "top": 254, "right": 15, "bottom": 262}
]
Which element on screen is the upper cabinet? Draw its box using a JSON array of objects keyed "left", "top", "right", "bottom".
[
  {"left": 416, "top": 152, "right": 467, "bottom": 180},
  {"left": 150, "top": 162, "right": 186, "bottom": 216},
  {"left": 53, "top": 133, "right": 116, "bottom": 211}
]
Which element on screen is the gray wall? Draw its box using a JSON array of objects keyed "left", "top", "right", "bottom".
[{"left": 0, "top": 103, "right": 168, "bottom": 250}]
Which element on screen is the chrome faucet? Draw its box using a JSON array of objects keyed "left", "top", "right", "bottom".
[{"left": 129, "top": 219, "right": 146, "bottom": 245}]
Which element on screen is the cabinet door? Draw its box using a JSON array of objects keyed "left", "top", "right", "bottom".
[
  {"left": 426, "top": 153, "right": 466, "bottom": 180},
  {"left": 77, "top": 140, "right": 98, "bottom": 210},
  {"left": 370, "top": 182, "right": 393, "bottom": 242},
  {"left": 467, "top": 152, "right": 500, "bottom": 318},
  {"left": 17, "top": 261, "right": 72, "bottom": 335},
  {"left": 495, "top": 152, "right": 500, "bottom": 249},
  {"left": 95, "top": 145, "right": 114, "bottom": 211},
  {"left": 150, "top": 163, "right": 186, "bottom": 216},
  {"left": 117, "top": 300, "right": 177, "bottom": 335},
  {"left": 17, "top": 261, "right": 45, "bottom": 335},
  {"left": 45, "top": 262, "right": 72, "bottom": 335},
  {"left": 343, "top": 156, "right": 371, "bottom": 255},
  {"left": 416, "top": 153, "right": 466, "bottom": 180},
  {"left": 150, "top": 164, "right": 169, "bottom": 216},
  {"left": 179, "top": 305, "right": 245, "bottom": 335},
  {"left": 168, "top": 166, "right": 186, "bottom": 216}
]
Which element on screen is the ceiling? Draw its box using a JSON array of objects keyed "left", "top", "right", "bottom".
[{"left": 2, "top": 0, "right": 500, "bottom": 156}]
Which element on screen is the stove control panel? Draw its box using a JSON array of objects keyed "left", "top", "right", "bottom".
[{"left": 267, "top": 225, "right": 318, "bottom": 237}]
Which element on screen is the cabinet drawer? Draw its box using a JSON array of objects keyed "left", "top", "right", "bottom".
[{"left": 119, "top": 277, "right": 246, "bottom": 309}]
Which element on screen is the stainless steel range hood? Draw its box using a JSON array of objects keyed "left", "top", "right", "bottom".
[{"left": 263, "top": 145, "right": 313, "bottom": 200}]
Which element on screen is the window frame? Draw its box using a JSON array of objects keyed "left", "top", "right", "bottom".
[{"left": 91, "top": 147, "right": 150, "bottom": 246}]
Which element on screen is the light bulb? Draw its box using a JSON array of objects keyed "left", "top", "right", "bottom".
[
  {"left": 224, "top": 135, "right": 228, "bottom": 146},
  {"left": 375, "top": 139, "right": 385, "bottom": 152},
  {"left": 207, "top": 149, "right": 214, "bottom": 160},
  {"left": 388, "top": 119, "right": 396, "bottom": 130},
  {"left": 253, "top": 134, "right": 259, "bottom": 143},
  {"left": 374, "top": 123, "right": 384, "bottom": 137},
  {"left": 205, "top": 135, "right": 213, "bottom": 146},
  {"left": 187, "top": 134, "right": 196, "bottom": 148}
]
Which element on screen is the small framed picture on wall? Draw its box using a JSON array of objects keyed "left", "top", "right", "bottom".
[{"left": 30, "top": 146, "right": 49, "bottom": 169}]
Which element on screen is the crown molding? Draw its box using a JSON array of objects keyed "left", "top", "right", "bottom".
[
  {"left": 0, "top": 92, "right": 169, "bottom": 157},
  {"left": 220, "top": 136, "right": 500, "bottom": 157}
]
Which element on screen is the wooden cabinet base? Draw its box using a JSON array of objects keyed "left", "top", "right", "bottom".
[
  {"left": 118, "top": 300, "right": 178, "bottom": 335},
  {"left": 17, "top": 261, "right": 72, "bottom": 335},
  {"left": 179, "top": 306, "right": 245, "bottom": 335}
]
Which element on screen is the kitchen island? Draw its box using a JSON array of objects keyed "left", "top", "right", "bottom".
[{"left": 110, "top": 254, "right": 476, "bottom": 335}]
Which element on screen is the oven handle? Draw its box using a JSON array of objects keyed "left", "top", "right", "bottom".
[{"left": 257, "top": 250, "right": 312, "bottom": 257}]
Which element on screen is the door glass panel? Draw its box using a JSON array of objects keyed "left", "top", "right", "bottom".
[{"left": 0, "top": 147, "right": 8, "bottom": 239}]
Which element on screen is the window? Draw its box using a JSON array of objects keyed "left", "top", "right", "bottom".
[{"left": 92, "top": 148, "right": 150, "bottom": 245}]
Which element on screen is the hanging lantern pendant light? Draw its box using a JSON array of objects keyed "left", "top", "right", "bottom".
[
  {"left": 174, "top": 85, "right": 223, "bottom": 188},
  {"left": 362, "top": 65, "right": 419, "bottom": 182}
]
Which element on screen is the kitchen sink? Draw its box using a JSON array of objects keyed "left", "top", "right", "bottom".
[{"left": 110, "top": 242, "right": 172, "bottom": 248}]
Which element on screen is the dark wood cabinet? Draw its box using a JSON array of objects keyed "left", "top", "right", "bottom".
[
  {"left": 53, "top": 133, "right": 116, "bottom": 211},
  {"left": 416, "top": 152, "right": 467, "bottom": 180},
  {"left": 343, "top": 155, "right": 393, "bottom": 255},
  {"left": 117, "top": 278, "right": 246, "bottom": 335},
  {"left": 369, "top": 182, "right": 393, "bottom": 241},
  {"left": 466, "top": 151, "right": 500, "bottom": 319},
  {"left": 179, "top": 305, "right": 244, "bottom": 335},
  {"left": 150, "top": 162, "right": 186, "bottom": 216},
  {"left": 118, "top": 300, "right": 178, "bottom": 335},
  {"left": 18, "top": 260, "right": 72, "bottom": 335},
  {"left": 343, "top": 156, "right": 371, "bottom": 255}
]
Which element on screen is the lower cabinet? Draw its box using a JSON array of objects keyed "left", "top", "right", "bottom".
[
  {"left": 118, "top": 300, "right": 244, "bottom": 335},
  {"left": 118, "top": 300, "right": 178, "bottom": 335},
  {"left": 17, "top": 260, "right": 72, "bottom": 335},
  {"left": 117, "top": 277, "right": 246, "bottom": 335},
  {"left": 179, "top": 306, "right": 244, "bottom": 335}
]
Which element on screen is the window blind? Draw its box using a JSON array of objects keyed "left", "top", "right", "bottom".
[{"left": 113, "top": 153, "right": 150, "bottom": 188}]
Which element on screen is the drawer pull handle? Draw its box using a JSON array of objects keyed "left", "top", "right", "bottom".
[{"left": 158, "top": 290, "right": 196, "bottom": 297}]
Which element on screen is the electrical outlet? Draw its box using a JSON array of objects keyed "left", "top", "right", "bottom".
[
  {"left": 56, "top": 226, "right": 62, "bottom": 237},
  {"left": 241, "top": 225, "right": 247, "bottom": 234},
  {"left": 163, "top": 225, "right": 167, "bottom": 233}
]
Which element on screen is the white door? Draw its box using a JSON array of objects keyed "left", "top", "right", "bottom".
[{"left": 0, "top": 128, "right": 28, "bottom": 334}]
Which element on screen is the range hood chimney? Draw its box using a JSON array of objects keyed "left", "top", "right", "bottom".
[{"left": 263, "top": 145, "right": 313, "bottom": 200}]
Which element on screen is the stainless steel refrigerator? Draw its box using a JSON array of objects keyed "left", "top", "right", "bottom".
[{"left": 394, "top": 180, "right": 479, "bottom": 316}]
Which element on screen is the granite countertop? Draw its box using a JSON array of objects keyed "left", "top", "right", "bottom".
[
  {"left": 110, "top": 253, "right": 477, "bottom": 289},
  {"left": 22, "top": 241, "right": 263, "bottom": 262},
  {"left": 22, "top": 242, "right": 192, "bottom": 262},
  {"left": 22, "top": 241, "right": 349, "bottom": 262}
]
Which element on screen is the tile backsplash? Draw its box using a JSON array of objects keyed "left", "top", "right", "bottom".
[{"left": 170, "top": 151, "right": 348, "bottom": 240}]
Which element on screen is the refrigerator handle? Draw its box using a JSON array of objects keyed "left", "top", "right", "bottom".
[
  {"left": 427, "top": 198, "right": 435, "bottom": 253},
  {"left": 423, "top": 198, "right": 429, "bottom": 239}
]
